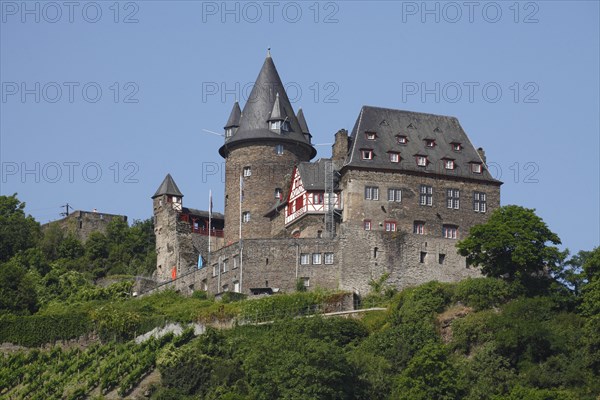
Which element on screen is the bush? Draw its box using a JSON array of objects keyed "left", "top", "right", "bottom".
[
  {"left": 453, "top": 277, "right": 520, "bottom": 311},
  {"left": 0, "top": 312, "right": 92, "bottom": 346}
]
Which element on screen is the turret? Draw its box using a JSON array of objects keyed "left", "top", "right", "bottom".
[
  {"left": 297, "top": 108, "right": 312, "bottom": 144},
  {"left": 152, "top": 173, "right": 183, "bottom": 212},
  {"left": 224, "top": 101, "right": 241, "bottom": 138}
]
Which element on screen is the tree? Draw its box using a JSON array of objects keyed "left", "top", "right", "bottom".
[
  {"left": 0, "top": 258, "right": 39, "bottom": 315},
  {"left": 457, "top": 205, "right": 562, "bottom": 283},
  {"left": 0, "top": 194, "right": 40, "bottom": 262}
]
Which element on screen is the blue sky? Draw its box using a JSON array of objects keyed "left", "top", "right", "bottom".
[{"left": 1, "top": 1, "right": 598, "bottom": 254}]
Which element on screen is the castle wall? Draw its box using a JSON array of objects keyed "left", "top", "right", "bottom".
[{"left": 42, "top": 211, "right": 127, "bottom": 242}]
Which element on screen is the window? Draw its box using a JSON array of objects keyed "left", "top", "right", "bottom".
[
  {"left": 313, "top": 192, "right": 324, "bottom": 204},
  {"left": 366, "top": 132, "right": 377, "bottom": 140},
  {"left": 300, "top": 253, "right": 310, "bottom": 265},
  {"left": 212, "top": 264, "right": 217, "bottom": 277},
  {"left": 324, "top": 253, "right": 334, "bottom": 264},
  {"left": 443, "top": 225, "right": 459, "bottom": 239},
  {"left": 385, "top": 221, "right": 397, "bottom": 232},
  {"left": 388, "top": 188, "right": 402, "bottom": 202},
  {"left": 364, "top": 220, "right": 372, "bottom": 231},
  {"left": 302, "top": 277, "right": 310, "bottom": 287},
  {"left": 243, "top": 166, "right": 251, "bottom": 177},
  {"left": 425, "top": 139, "right": 436, "bottom": 148},
  {"left": 361, "top": 149, "right": 373, "bottom": 160},
  {"left": 233, "top": 280, "right": 240, "bottom": 293},
  {"left": 471, "top": 163, "right": 482, "bottom": 174},
  {"left": 312, "top": 253, "right": 322, "bottom": 265},
  {"left": 474, "top": 192, "right": 487, "bottom": 213},
  {"left": 439, "top": 254, "right": 446, "bottom": 264},
  {"left": 222, "top": 259, "right": 228, "bottom": 272},
  {"left": 444, "top": 159, "right": 455, "bottom": 170},
  {"left": 275, "top": 144, "right": 284, "bottom": 155},
  {"left": 446, "top": 189, "right": 460, "bottom": 209},
  {"left": 275, "top": 188, "right": 283, "bottom": 199},
  {"left": 416, "top": 156, "right": 428, "bottom": 167},
  {"left": 452, "top": 142, "right": 462, "bottom": 151},
  {"left": 233, "top": 255, "right": 239, "bottom": 269},
  {"left": 365, "top": 186, "right": 379, "bottom": 200},
  {"left": 201, "top": 279, "right": 208, "bottom": 291},
  {"left": 222, "top": 284, "right": 229, "bottom": 292},
  {"left": 389, "top": 152, "right": 400, "bottom": 163},
  {"left": 397, "top": 135, "right": 408, "bottom": 144},
  {"left": 225, "top": 128, "right": 234, "bottom": 137},
  {"left": 242, "top": 212, "right": 250, "bottom": 223},
  {"left": 420, "top": 252, "right": 427, "bottom": 263},
  {"left": 413, "top": 221, "right": 425, "bottom": 235},
  {"left": 270, "top": 121, "right": 281, "bottom": 130},
  {"left": 281, "top": 121, "right": 290, "bottom": 132},
  {"left": 419, "top": 185, "right": 433, "bottom": 206}
]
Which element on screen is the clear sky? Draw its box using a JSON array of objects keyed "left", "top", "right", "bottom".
[{"left": 1, "top": 1, "right": 598, "bottom": 254}]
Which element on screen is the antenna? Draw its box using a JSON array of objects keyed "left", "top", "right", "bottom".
[
  {"left": 202, "top": 128, "right": 225, "bottom": 137},
  {"left": 60, "top": 203, "right": 71, "bottom": 217}
]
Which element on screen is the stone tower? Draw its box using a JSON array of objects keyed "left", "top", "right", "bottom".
[
  {"left": 152, "top": 173, "right": 184, "bottom": 281},
  {"left": 219, "top": 52, "right": 317, "bottom": 244}
]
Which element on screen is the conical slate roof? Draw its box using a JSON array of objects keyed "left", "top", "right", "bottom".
[
  {"left": 224, "top": 101, "right": 241, "bottom": 128},
  {"left": 219, "top": 53, "right": 316, "bottom": 158},
  {"left": 152, "top": 174, "right": 183, "bottom": 198},
  {"left": 268, "top": 93, "right": 287, "bottom": 121}
]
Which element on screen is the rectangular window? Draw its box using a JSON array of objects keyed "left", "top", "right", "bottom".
[
  {"left": 452, "top": 143, "right": 462, "bottom": 151},
  {"left": 275, "top": 188, "right": 282, "bottom": 199},
  {"left": 474, "top": 192, "right": 487, "bottom": 213},
  {"left": 313, "top": 193, "right": 324, "bottom": 204},
  {"left": 446, "top": 189, "right": 460, "bottom": 209},
  {"left": 417, "top": 156, "right": 427, "bottom": 167},
  {"left": 365, "top": 186, "right": 379, "bottom": 200},
  {"left": 201, "top": 279, "right": 208, "bottom": 291},
  {"left": 425, "top": 139, "right": 435, "bottom": 147},
  {"left": 233, "top": 280, "right": 240, "bottom": 293},
  {"left": 302, "top": 277, "right": 310, "bottom": 287},
  {"left": 420, "top": 252, "right": 427, "bottom": 263},
  {"left": 385, "top": 221, "right": 397, "bottom": 232},
  {"left": 300, "top": 253, "right": 310, "bottom": 265},
  {"left": 361, "top": 149, "right": 373, "bottom": 160},
  {"left": 324, "top": 253, "right": 334, "bottom": 264},
  {"left": 243, "top": 166, "right": 251, "bottom": 177},
  {"left": 275, "top": 144, "right": 284, "bottom": 155},
  {"left": 312, "top": 253, "right": 322, "bottom": 265},
  {"left": 439, "top": 254, "right": 446, "bottom": 264},
  {"left": 389, "top": 152, "right": 400, "bottom": 163},
  {"left": 443, "top": 225, "right": 458, "bottom": 239},
  {"left": 222, "top": 259, "right": 228, "bottom": 273},
  {"left": 366, "top": 132, "right": 377, "bottom": 140},
  {"left": 233, "top": 255, "right": 239, "bottom": 269},
  {"left": 444, "top": 160, "right": 455, "bottom": 170},
  {"left": 388, "top": 188, "right": 402, "bottom": 202},
  {"left": 364, "top": 220, "right": 372, "bottom": 231},
  {"left": 413, "top": 221, "right": 425, "bottom": 235},
  {"left": 419, "top": 185, "right": 433, "bottom": 206},
  {"left": 242, "top": 212, "right": 250, "bottom": 223},
  {"left": 397, "top": 135, "right": 408, "bottom": 144},
  {"left": 212, "top": 264, "right": 217, "bottom": 277},
  {"left": 471, "top": 163, "right": 482, "bottom": 174}
]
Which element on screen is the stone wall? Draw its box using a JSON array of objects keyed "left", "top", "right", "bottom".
[{"left": 42, "top": 210, "right": 127, "bottom": 242}]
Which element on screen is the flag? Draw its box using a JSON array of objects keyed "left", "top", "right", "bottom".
[
  {"left": 198, "top": 254, "right": 204, "bottom": 269},
  {"left": 208, "top": 190, "right": 213, "bottom": 254},
  {"left": 171, "top": 266, "right": 177, "bottom": 280}
]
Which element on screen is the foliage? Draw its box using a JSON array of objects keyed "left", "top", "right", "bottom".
[
  {"left": 457, "top": 205, "right": 563, "bottom": 285},
  {"left": 0, "top": 194, "right": 40, "bottom": 262},
  {"left": 0, "top": 311, "right": 92, "bottom": 346},
  {"left": 453, "top": 277, "right": 521, "bottom": 311},
  {"left": 0, "top": 258, "right": 39, "bottom": 315}
]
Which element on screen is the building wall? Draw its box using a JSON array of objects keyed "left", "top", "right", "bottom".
[
  {"left": 42, "top": 210, "right": 127, "bottom": 242},
  {"left": 223, "top": 143, "right": 312, "bottom": 244}
]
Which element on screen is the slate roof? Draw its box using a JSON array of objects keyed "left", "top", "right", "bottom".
[
  {"left": 224, "top": 101, "right": 241, "bottom": 128},
  {"left": 219, "top": 54, "right": 316, "bottom": 159},
  {"left": 344, "top": 106, "right": 501, "bottom": 184},
  {"left": 183, "top": 207, "right": 224, "bottom": 220},
  {"left": 297, "top": 159, "right": 342, "bottom": 191},
  {"left": 152, "top": 174, "right": 184, "bottom": 198}
]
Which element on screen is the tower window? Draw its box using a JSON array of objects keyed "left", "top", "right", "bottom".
[
  {"left": 365, "top": 186, "right": 379, "bottom": 201},
  {"left": 270, "top": 121, "right": 281, "bottom": 130},
  {"left": 242, "top": 212, "right": 250, "bottom": 223},
  {"left": 361, "top": 149, "right": 374, "bottom": 160},
  {"left": 300, "top": 253, "right": 310, "bottom": 265},
  {"left": 312, "top": 253, "right": 322, "bottom": 265},
  {"left": 243, "top": 166, "right": 251, "bottom": 177},
  {"left": 275, "top": 144, "right": 284, "bottom": 155},
  {"left": 324, "top": 253, "right": 334, "bottom": 264},
  {"left": 275, "top": 188, "right": 283, "bottom": 199},
  {"left": 225, "top": 128, "right": 234, "bottom": 137}
]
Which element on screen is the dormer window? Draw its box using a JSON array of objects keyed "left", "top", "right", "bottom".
[
  {"left": 281, "top": 120, "right": 290, "bottom": 132},
  {"left": 396, "top": 135, "right": 408, "bottom": 145},
  {"left": 425, "top": 139, "right": 436, "bottom": 148},
  {"left": 361, "top": 149, "right": 374, "bottom": 160},
  {"left": 366, "top": 132, "right": 377, "bottom": 140},
  {"left": 225, "top": 128, "right": 234, "bottom": 138},
  {"left": 270, "top": 121, "right": 281, "bottom": 130},
  {"left": 444, "top": 159, "right": 455, "bottom": 170},
  {"left": 471, "top": 163, "right": 483, "bottom": 174},
  {"left": 416, "top": 156, "right": 428, "bottom": 167},
  {"left": 389, "top": 152, "right": 400, "bottom": 163},
  {"left": 452, "top": 142, "right": 462, "bottom": 151}
]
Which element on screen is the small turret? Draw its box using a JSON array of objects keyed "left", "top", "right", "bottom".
[
  {"left": 267, "top": 93, "right": 290, "bottom": 133},
  {"left": 224, "top": 101, "right": 241, "bottom": 138},
  {"left": 297, "top": 108, "right": 312, "bottom": 144},
  {"left": 152, "top": 173, "right": 183, "bottom": 211}
]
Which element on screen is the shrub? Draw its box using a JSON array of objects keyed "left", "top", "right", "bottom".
[{"left": 453, "top": 277, "right": 519, "bottom": 311}]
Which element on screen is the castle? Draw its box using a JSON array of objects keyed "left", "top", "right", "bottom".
[{"left": 151, "top": 52, "right": 501, "bottom": 296}]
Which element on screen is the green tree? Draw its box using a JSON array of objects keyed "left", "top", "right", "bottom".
[
  {"left": 0, "top": 194, "right": 40, "bottom": 262},
  {"left": 0, "top": 258, "right": 39, "bottom": 315},
  {"left": 457, "top": 205, "right": 562, "bottom": 284}
]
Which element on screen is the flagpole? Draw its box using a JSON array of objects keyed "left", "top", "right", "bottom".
[
  {"left": 239, "top": 174, "right": 243, "bottom": 293},
  {"left": 208, "top": 190, "right": 212, "bottom": 256}
]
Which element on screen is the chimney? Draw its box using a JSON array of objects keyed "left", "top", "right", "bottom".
[
  {"left": 332, "top": 129, "right": 349, "bottom": 161},
  {"left": 477, "top": 147, "right": 486, "bottom": 163}
]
